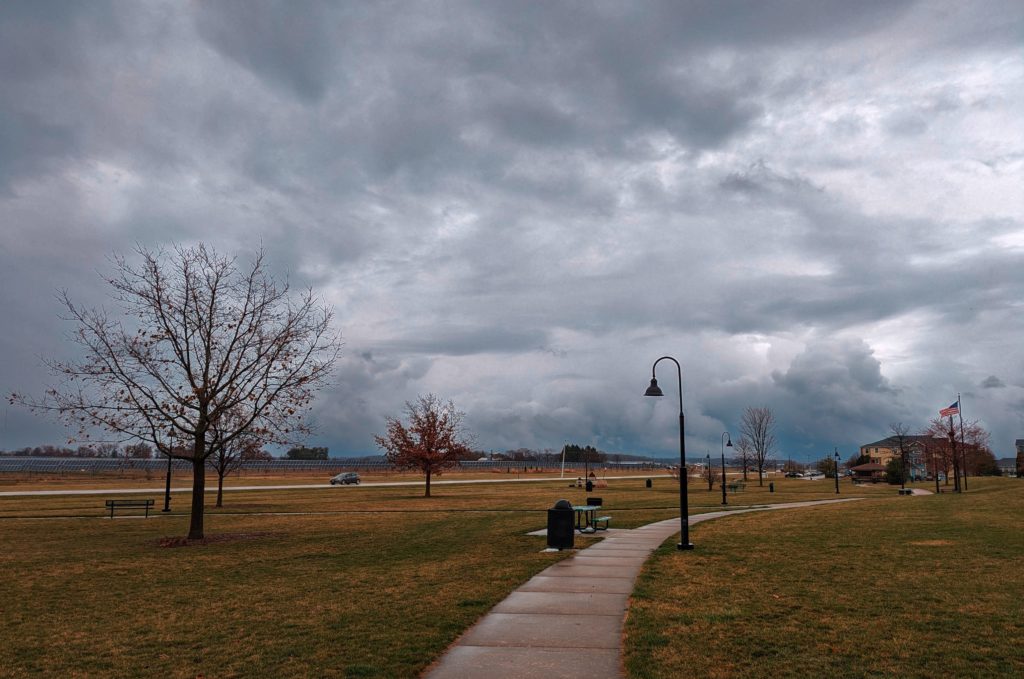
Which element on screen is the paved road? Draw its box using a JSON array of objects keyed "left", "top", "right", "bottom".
[
  {"left": 0, "top": 474, "right": 667, "bottom": 498},
  {"left": 424, "top": 498, "right": 864, "bottom": 679}
]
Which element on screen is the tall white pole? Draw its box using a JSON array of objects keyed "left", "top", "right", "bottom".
[
  {"left": 958, "top": 392, "right": 968, "bottom": 489},
  {"left": 560, "top": 444, "right": 566, "bottom": 479}
]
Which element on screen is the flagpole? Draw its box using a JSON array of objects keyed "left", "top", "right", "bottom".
[
  {"left": 957, "top": 392, "right": 968, "bottom": 490},
  {"left": 948, "top": 414, "right": 961, "bottom": 493}
]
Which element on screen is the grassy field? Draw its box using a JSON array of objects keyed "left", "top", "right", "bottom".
[
  {"left": 624, "top": 477, "right": 1024, "bottom": 678},
  {"left": 0, "top": 473, "right": 965, "bottom": 677}
]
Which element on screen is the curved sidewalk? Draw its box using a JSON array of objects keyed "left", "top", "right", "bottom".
[{"left": 423, "top": 498, "right": 861, "bottom": 679}]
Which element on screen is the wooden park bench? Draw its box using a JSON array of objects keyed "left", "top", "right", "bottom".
[{"left": 105, "top": 498, "right": 155, "bottom": 518}]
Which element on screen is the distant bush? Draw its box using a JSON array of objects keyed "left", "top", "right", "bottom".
[
  {"left": 884, "top": 459, "right": 904, "bottom": 485},
  {"left": 285, "top": 446, "right": 328, "bottom": 460}
]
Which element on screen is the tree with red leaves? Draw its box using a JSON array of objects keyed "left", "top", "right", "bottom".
[
  {"left": 921, "top": 417, "right": 992, "bottom": 486},
  {"left": 375, "top": 394, "right": 473, "bottom": 497}
]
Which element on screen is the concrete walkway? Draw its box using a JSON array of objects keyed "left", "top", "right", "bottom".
[{"left": 423, "top": 498, "right": 861, "bottom": 679}]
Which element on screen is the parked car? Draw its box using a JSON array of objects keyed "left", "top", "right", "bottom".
[
  {"left": 784, "top": 471, "right": 803, "bottom": 478},
  {"left": 330, "top": 472, "right": 361, "bottom": 485}
]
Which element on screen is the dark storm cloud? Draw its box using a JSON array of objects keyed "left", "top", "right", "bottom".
[
  {"left": 375, "top": 325, "right": 549, "bottom": 357},
  {"left": 0, "top": 1, "right": 119, "bottom": 191},
  {"left": 2, "top": 1, "right": 1023, "bottom": 459},
  {"left": 0, "top": 110, "right": 77, "bottom": 193},
  {"left": 772, "top": 339, "right": 893, "bottom": 397},
  {"left": 193, "top": 0, "right": 344, "bottom": 103},
  {"left": 981, "top": 376, "right": 1006, "bottom": 389}
]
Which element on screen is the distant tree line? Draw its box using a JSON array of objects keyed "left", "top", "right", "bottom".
[
  {"left": 470, "top": 446, "right": 657, "bottom": 464},
  {"left": 0, "top": 443, "right": 155, "bottom": 458}
]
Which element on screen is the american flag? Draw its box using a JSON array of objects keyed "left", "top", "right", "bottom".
[{"left": 939, "top": 401, "right": 960, "bottom": 417}]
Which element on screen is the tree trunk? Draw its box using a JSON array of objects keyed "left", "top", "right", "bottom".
[
  {"left": 188, "top": 458, "right": 206, "bottom": 540},
  {"left": 758, "top": 467, "right": 764, "bottom": 487},
  {"left": 216, "top": 471, "right": 224, "bottom": 508},
  {"left": 425, "top": 469, "right": 431, "bottom": 497}
]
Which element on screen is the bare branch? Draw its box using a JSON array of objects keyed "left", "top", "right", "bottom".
[{"left": 12, "top": 243, "right": 341, "bottom": 539}]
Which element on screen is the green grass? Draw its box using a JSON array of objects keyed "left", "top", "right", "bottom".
[{"left": 624, "top": 477, "right": 1024, "bottom": 679}]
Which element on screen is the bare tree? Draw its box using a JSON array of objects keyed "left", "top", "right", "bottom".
[
  {"left": 207, "top": 409, "right": 266, "bottom": 508},
  {"left": 734, "top": 436, "right": 753, "bottom": 481},
  {"left": 958, "top": 420, "right": 992, "bottom": 477},
  {"left": 889, "top": 422, "right": 911, "bottom": 488},
  {"left": 701, "top": 461, "right": 716, "bottom": 491},
  {"left": 740, "top": 406, "right": 776, "bottom": 487},
  {"left": 375, "top": 394, "right": 473, "bottom": 497},
  {"left": 96, "top": 442, "right": 120, "bottom": 458},
  {"left": 124, "top": 442, "right": 153, "bottom": 459},
  {"left": 669, "top": 464, "right": 698, "bottom": 485},
  {"left": 921, "top": 420, "right": 954, "bottom": 485},
  {"left": 12, "top": 244, "right": 339, "bottom": 539}
]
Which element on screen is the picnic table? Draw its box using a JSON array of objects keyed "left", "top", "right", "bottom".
[{"left": 572, "top": 504, "right": 611, "bottom": 532}]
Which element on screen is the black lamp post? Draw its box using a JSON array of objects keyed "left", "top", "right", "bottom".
[
  {"left": 721, "top": 432, "right": 732, "bottom": 506},
  {"left": 706, "top": 453, "right": 711, "bottom": 491},
  {"left": 162, "top": 451, "right": 172, "bottom": 512},
  {"left": 644, "top": 356, "right": 693, "bottom": 550},
  {"left": 834, "top": 448, "right": 840, "bottom": 495}
]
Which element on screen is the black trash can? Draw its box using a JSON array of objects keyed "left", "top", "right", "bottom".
[
  {"left": 645, "top": 478, "right": 652, "bottom": 488},
  {"left": 769, "top": 482, "right": 775, "bottom": 493},
  {"left": 547, "top": 499, "right": 575, "bottom": 550},
  {"left": 585, "top": 479, "right": 594, "bottom": 492}
]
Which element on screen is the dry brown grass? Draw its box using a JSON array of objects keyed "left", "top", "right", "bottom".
[
  {"left": 0, "top": 473, "right": 921, "bottom": 677},
  {"left": 625, "top": 477, "right": 1024, "bottom": 678}
]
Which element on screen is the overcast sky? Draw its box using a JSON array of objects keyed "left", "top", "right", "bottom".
[{"left": 2, "top": 1, "right": 1023, "bottom": 460}]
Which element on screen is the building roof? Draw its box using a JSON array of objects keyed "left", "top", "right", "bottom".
[
  {"left": 850, "top": 462, "right": 886, "bottom": 472},
  {"left": 861, "top": 435, "right": 943, "bottom": 448}
]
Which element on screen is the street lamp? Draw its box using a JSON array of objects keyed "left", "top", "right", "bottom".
[
  {"left": 162, "top": 451, "right": 172, "bottom": 512},
  {"left": 721, "top": 432, "right": 732, "bottom": 506},
  {"left": 834, "top": 448, "right": 840, "bottom": 495},
  {"left": 644, "top": 356, "right": 693, "bottom": 550}
]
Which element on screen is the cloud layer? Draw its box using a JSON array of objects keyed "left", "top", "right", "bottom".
[{"left": 2, "top": 1, "right": 1023, "bottom": 460}]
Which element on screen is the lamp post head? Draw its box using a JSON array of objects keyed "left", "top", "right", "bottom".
[
  {"left": 726, "top": 437, "right": 733, "bottom": 447},
  {"left": 644, "top": 377, "right": 664, "bottom": 397}
]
